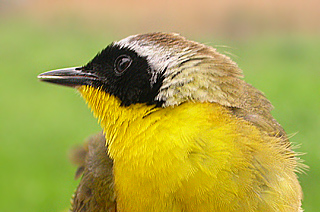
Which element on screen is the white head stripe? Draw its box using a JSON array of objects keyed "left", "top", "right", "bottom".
[{"left": 114, "top": 35, "right": 186, "bottom": 86}]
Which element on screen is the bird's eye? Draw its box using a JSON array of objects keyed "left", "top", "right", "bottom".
[{"left": 114, "top": 55, "right": 132, "bottom": 75}]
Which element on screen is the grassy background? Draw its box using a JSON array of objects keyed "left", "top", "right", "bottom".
[{"left": 0, "top": 17, "right": 319, "bottom": 211}]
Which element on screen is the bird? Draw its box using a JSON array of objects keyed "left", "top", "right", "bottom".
[{"left": 38, "top": 32, "right": 304, "bottom": 212}]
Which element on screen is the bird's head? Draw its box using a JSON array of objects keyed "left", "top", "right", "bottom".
[
  {"left": 38, "top": 32, "right": 284, "bottom": 148},
  {"left": 38, "top": 32, "right": 251, "bottom": 110}
]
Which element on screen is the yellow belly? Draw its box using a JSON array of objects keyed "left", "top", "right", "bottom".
[{"left": 78, "top": 85, "right": 302, "bottom": 212}]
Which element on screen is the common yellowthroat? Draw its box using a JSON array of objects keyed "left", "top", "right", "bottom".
[{"left": 38, "top": 32, "right": 303, "bottom": 212}]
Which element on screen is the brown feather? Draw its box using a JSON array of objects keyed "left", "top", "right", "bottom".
[{"left": 70, "top": 132, "right": 116, "bottom": 212}]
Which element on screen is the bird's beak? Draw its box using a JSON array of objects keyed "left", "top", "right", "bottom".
[{"left": 37, "top": 67, "right": 99, "bottom": 87}]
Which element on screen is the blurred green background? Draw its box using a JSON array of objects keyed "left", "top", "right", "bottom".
[{"left": 0, "top": 0, "right": 319, "bottom": 211}]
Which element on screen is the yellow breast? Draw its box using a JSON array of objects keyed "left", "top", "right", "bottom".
[{"left": 78, "top": 85, "right": 302, "bottom": 212}]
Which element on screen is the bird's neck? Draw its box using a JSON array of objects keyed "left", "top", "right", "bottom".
[{"left": 78, "top": 85, "right": 160, "bottom": 157}]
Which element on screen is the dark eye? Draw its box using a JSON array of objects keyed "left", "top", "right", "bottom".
[{"left": 114, "top": 55, "right": 132, "bottom": 75}]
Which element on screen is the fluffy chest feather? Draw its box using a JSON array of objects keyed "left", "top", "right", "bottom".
[{"left": 79, "top": 85, "right": 301, "bottom": 212}]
